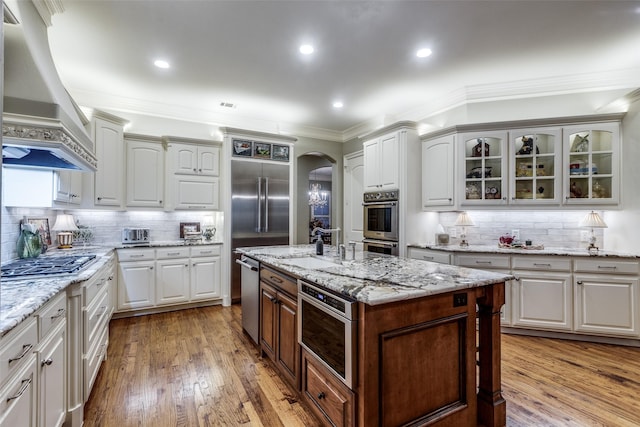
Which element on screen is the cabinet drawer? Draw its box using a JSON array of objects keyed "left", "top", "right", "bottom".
[
  {"left": 408, "top": 248, "right": 451, "bottom": 264},
  {"left": 574, "top": 259, "right": 639, "bottom": 275},
  {"left": 260, "top": 267, "right": 297, "bottom": 296},
  {"left": 156, "top": 247, "right": 190, "bottom": 259},
  {"left": 190, "top": 245, "right": 221, "bottom": 257},
  {"left": 37, "top": 292, "right": 67, "bottom": 341},
  {"left": 117, "top": 248, "right": 155, "bottom": 262},
  {"left": 512, "top": 256, "right": 571, "bottom": 272},
  {"left": 84, "top": 324, "right": 108, "bottom": 401},
  {"left": 0, "top": 317, "right": 37, "bottom": 386},
  {"left": 0, "top": 352, "right": 37, "bottom": 425},
  {"left": 84, "top": 267, "right": 110, "bottom": 307},
  {"left": 455, "top": 254, "right": 510, "bottom": 270},
  {"left": 84, "top": 288, "right": 110, "bottom": 353},
  {"left": 302, "top": 351, "right": 354, "bottom": 427}
]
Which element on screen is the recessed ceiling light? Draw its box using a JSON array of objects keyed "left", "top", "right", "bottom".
[
  {"left": 153, "top": 59, "right": 170, "bottom": 69},
  {"left": 299, "top": 44, "right": 314, "bottom": 55},
  {"left": 220, "top": 101, "right": 236, "bottom": 109},
  {"left": 416, "top": 48, "right": 432, "bottom": 58},
  {"left": 332, "top": 101, "right": 344, "bottom": 109}
]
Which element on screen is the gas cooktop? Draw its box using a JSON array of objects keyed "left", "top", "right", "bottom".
[{"left": 1, "top": 254, "right": 97, "bottom": 280}]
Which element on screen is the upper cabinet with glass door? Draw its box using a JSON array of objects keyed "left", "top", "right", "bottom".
[
  {"left": 509, "top": 128, "right": 561, "bottom": 205},
  {"left": 563, "top": 123, "right": 619, "bottom": 205},
  {"left": 460, "top": 131, "right": 508, "bottom": 206}
]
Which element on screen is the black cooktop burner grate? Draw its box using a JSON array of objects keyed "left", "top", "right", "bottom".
[{"left": 1, "top": 254, "right": 97, "bottom": 279}]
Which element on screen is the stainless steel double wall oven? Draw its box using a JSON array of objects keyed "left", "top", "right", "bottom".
[{"left": 362, "top": 189, "right": 399, "bottom": 256}]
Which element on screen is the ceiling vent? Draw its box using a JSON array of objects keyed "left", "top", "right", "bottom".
[{"left": 219, "top": 102, "right": 237, "bottom": 109}]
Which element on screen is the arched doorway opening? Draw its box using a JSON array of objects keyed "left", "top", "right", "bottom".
[{"left": 296, "top": 153, "right": 337, "bottom": 245}]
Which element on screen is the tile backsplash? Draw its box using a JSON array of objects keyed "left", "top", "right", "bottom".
[
  {"left": 437, "top": 210, "right": 602, "bottom": 249},
  {"left": 1, "top": 207, "right": 223, "bottom": 263}
]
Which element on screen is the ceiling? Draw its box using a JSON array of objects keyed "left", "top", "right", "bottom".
[{"left": 45, "top": 1, "right": 640, "bottom": 141}]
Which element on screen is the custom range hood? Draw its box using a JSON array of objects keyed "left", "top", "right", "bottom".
[{"left": 2, "top": 0, "right": 97, "bottom": 171}]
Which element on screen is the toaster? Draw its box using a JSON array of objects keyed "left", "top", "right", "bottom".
[{"left": 122, "top": 228, "right": 150, "bottom": 244}]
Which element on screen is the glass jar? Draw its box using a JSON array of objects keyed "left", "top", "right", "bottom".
[{"left": 17, "top": 226, "right": 42, "bottom": 259}]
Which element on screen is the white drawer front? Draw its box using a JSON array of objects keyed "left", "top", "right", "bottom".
[
  {"left": 0, "top": 317, "right": 38, "bottom": 385},
  {"left": 84, "top": 325, "right": 108, "bottom": 401},
  {"left": 84, "top": 289, "right": 109, "bottom": 353},
  {"left": 574, "top": 259, "right": 639, "bottom": 275},
  {"left": 156, "top": 247, "right": 190, "bottom": 259},
  {"left": 190, "top": 246, "right": 221, "bottom": 257},
  {"left": 37, "top": 292, "right": 67, "bottom": 341},
  {"left": 408, "top": 248, "right": 451, "bottom": 264},
  {"left": 512, "top": 256, "right": 571, "bottom": 272},
  {"left": 117, "top": 248, "right": 155, "bottom": 262},
  {"left": 456, "top": 254, "right": 510, "bottom": 270}
]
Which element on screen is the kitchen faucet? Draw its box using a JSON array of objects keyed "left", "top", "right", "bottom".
[{"left": 311, "top": 227, "right": 341, "bottom": 255}]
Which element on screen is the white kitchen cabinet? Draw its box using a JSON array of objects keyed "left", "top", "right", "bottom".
[
  {"left": 0, "top": 354, "right": 37, "bottom": 427},
  {"left": 459, "top": 131, "right": 508, "bottom": 206},
  {"left": 165, "top": 138, "right": 222, "bottom": 210},
  {"left": 563, "top": 122, "right": 620, "bottom": 206},
  {"left": 53, "top": 170, "right": 82, "bottom": 205},
  {"left": 190, "top": 246, "right": 221, "bottom": 301},
  {"left": 125, "top": 137, "right": 165, "bottom": 208},
  {"left": 169, "top": 143, "right": 220, "bottom": 176},
  {"left": 117, "top": 249, "right": 156, "bottom": 311},
  {"left": 512, "top": 270, "right": 572, "bottom": 331},
  {"left": 363, "top": 133, "right": 399, "bottom": 190},
  {"left": 156, "top": 247, "right": 191, "bottom": 305},
  {"left": 407, "top": 247, "right": 451, "bottom": 264},
  {"left": 92, "top": 113, "right": 126, "bottom": 207},
  {"left": 422, "top": 134, "right": 455, "bottom": 208},
  {"left": 508, "top": 127, "right": 561, "bottom": 205},
  {"left": 38, "top": 322, "right": 66, "bottom": 427},
  {"left": 573, "top": 258, "right": 639, "bottom": 337}
]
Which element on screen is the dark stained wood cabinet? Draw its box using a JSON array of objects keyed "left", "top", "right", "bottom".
[{"left": 259, "top": 267, "right": 300, "bottom": 390}]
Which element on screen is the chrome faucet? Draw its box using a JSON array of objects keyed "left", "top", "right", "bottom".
[{"left": 311, "top": 227, "right": 341, "bottom": 254}]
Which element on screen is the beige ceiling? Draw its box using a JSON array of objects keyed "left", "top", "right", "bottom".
[{"left": 46, "top": 1, "right": 640, "bottom": 141}]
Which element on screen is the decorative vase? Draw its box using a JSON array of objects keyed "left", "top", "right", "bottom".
[{"left": 17, "top": 224, "right": 42, "bottom": 258}]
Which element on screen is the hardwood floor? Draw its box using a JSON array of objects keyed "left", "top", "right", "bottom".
[{"left": 84, "top": 305, "right": 640, "bottom": 426}]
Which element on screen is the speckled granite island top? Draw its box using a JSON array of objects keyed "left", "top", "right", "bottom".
[{"left": 237, "top": 245, "right": 513, "bottom": 306}]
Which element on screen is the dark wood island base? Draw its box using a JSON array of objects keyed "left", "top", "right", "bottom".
[{"left": 353, "top": 282, "right": 506, "bottom": 427}]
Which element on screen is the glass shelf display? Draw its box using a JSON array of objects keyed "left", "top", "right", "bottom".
[
  {"left": 565, "top": 124, "right": 618, "bottom": 204},
  {"left": 510, "top": 129, "right": 560, "bottom": 203},
  {"left": 462, "top": 133, "right": 506, "bottom": 203}
]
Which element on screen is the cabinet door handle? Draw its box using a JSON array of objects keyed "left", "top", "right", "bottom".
[
  {"left": 577, "top": 281, "right": 583, "bottom": 285},
  {"left": 193, "top": 168, "right": 197, "bottom": 172},
  {"left": 97, "top": 196, "right": 103, "bottom": 201},
  {"left": 130, "top": 254, "right": 145, "bottom": 258},
  {"left": 8, "top": 344, "right": 34, "bottom": 364},
  {"left": 422, "top": 256, "right": 434, "bottom": 261},
  {"left": 269, "top": 296, "right": 277, "bottom": 303},
  {"left": 533, "top": 263, "right": 552, "bottom": 268},
  {"left": 597, "top": 266, "right": 617, "bottom": 270},
  {"left": 97, "top": 306, "right": 107, "bottom": 318},
  {"left": 159, "top": 200, "right": 163, "bottom": 204},
  {"left": 475, "top": 261, "right": 492, "bottom": 265},
  {"left": 6, "top": 378, "right": 32, "bottom": 402},
  {"left": 167, "top": 252, "right": 181, "bottom": 256},
  {"left": 41, "top": 358, "right": 53, "bottom": 367},
  {"left": 185, "top": 264, "right": 189, "bottom": 267},
  {"left": 51, "top": 308, "right": 66, "bottom": 320},
  {"left": 270, "top": 276, "right": 284, "bottom": 284},
  {"left": 199, "top": 168, "right": 202, "bottom": 172},
  {"left": 317, "top": 392, "right": 326, "bottom": 400}
]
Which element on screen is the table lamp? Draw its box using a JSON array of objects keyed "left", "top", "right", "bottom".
[
  {"left": 580, "top": 211, "right": 607, "bottom": 254},
  {"left": 52, "top": 213, "right": 79, "bottom": 249},
  {"left": 455, "top": 211, "right": 474, "bottom": 247}
]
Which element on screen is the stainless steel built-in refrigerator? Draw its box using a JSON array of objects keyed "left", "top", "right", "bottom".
[{"left": 231, "top": 160, "right": 290, "bottom": 302}]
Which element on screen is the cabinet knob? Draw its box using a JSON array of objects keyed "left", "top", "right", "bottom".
[
  {"left": 577, "top": 281, "right": 583, "bottom": 285},
  {"left": 41, "top": 358, "right": 53, "bottom": 367},
  {"left": 317, "top": 392, "right": 326, "bottom": 400},
  {"left": 159, "top": 200, "right": 163, "bottom": 204},
  {"left": 97, "top": 197, "right": 103, "bottom": 201},
  {"left": 193, "top": 168, "right": 197, "bottom": 172},
  {"left": 199, "top": 168, "right": 202, "bottom": 172}
]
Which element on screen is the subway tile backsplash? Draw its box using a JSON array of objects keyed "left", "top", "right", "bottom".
[
  {"left": 1, "top": 207, "right": 223, "bottom": 264},
  {"left": 438, "top": 210, "right": 601, "bottom": 249}
]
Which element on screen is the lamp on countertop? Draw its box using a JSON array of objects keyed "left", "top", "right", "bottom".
[
  {"left": 580, "top": 211, "right": 607, "bottom": 254},
  {"left": 52, "top": 213, "right": 78, "bottom": 249},
  {"left": 455, "top": 211, "right": 474, "bottom": 247}
]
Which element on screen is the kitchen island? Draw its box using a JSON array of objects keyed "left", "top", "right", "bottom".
[{"left": 237, "top": 245, "right": 513, "bottom": 427}]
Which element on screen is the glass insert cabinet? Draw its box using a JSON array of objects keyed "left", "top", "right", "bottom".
[{"left": 461, "top": 131, "right": 508, "bottom": 205}]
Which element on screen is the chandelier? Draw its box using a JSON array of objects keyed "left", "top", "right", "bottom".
[{"left": 308, "top": 182, "right": 328, "bottom": 207}]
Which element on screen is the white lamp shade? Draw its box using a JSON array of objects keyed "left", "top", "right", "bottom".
[
  {"left": 52, "top": 214, "right": 79, "bottom": 231},
  {"left": 580, "top": 211, "right": 607, "bottom": 228},
  {"left": 455, "top": 212, "right": 475, "bottom": 227}
]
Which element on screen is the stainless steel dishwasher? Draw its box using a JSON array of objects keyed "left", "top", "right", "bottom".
[{"left": 236, "top": 255, "right": 260, "bottom": 344}]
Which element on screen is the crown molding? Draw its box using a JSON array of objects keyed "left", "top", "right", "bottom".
[{"left": 32, "top": 0, "right": 64, "bottom": 26}]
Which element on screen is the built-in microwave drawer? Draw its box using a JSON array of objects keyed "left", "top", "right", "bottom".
[
  {"left": 117, "top": 248, "right": 155, "bottom": 262},
  {"left": 455, "top": 254, "right": 510, "bottom": 270},
  {"left": 512, "top": 256, "right": 571, "bottom": 272},
  {"left": 574, "top": 258, "right": 639, "bottom": 275},
  {"left": 38, "top": 292, "right": 67, "bottom": 341}
]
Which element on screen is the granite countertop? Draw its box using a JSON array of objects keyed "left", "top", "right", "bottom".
[
  {"left": 0, "top": 240, "right": 224, "bottom": 337},
  {"left": 237, "top": 245, "right": 513, "bottom": 306},
  {"left": 407, "top": 243, "right": 640, "bottom": 259}
]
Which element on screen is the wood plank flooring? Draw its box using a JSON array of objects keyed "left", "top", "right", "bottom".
[{"left": 84, "top": 305, "right": 640, "bottom": 426}]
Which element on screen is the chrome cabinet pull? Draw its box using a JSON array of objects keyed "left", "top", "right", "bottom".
[
  {"left": 533, "top": 263, "right": 552, "bottom": 267},
  {"left": 476, "top": 261, "right": 492, "bottom": 265},
  {"left": 8, "top": 344, "right": 33, "bottom": 364},
  {"left": 167, "top": 252, "right": 181, "bottom": 256},
  {"left": 597, "top": 266, "right": 617, "bottom": 270},
  {"left": 6, "top": 378, "right": 32, "bottom": 402},
  {"left": 577, "top": 281, "right": 583, "bottom": 285},
  {"left": 41, "top": 358, "right": 53, "bottom": 367}
]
